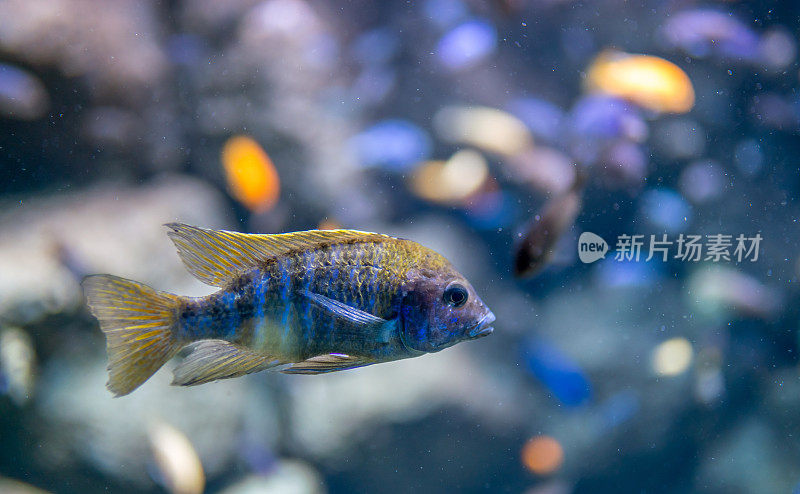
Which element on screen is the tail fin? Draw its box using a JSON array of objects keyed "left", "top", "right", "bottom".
[{"left": 82, "top": 275, "right": 184, "bottom": 396}]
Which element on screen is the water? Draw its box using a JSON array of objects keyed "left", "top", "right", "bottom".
[{"left": 1, "top": 1, "right": 798, "bottom": 493}]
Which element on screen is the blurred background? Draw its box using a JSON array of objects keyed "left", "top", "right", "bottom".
[{"left": 1, "top": 0, "right": 799, "bottom": 493}]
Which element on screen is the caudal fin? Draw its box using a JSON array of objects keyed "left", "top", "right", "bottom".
[{"left": 82, "top": 275, "right": 184, "bottom": 396}]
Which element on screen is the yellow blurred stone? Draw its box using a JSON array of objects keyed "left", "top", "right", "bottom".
[
  {"left": 409, "top": 149, "right": 489, "bottom": 205},
  {"left": 586, "top": 50, "right": 695, "bottom": 114},
  {"left": 433, "top": 106, "right": 533, "bottom": 156}
]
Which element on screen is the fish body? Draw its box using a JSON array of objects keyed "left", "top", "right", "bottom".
[
  {"left": 178, "top": 240, "right": 422, "bottom": 362},
  {"left": 83, "top": 224, "right": 495, "bottom": 396}
]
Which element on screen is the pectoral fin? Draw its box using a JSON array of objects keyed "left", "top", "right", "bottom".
[
  {"left": 302, "top": 291, "right": 395, "bottom": 343},
  {"left": 303, "top": 291, "right": 386, "bottom": 325},
  {"left": 281, "top": 353, "right": 375, "bottom": 374},
  {"left": 172, "top": 340, "right": 283, "bottom": 386}
]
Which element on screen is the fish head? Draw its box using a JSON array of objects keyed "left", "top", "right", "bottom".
[{"left": 399, "top": 257, "right": 495, "bottom": 353}]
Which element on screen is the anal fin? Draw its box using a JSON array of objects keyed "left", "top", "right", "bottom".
[
  {"left": 281, "top": 353, "right": 374, "bottom": 375},
  {"left": 172, "top": 340, "right": 283, "bottom": 386}
]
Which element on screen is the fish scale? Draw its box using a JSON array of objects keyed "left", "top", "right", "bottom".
[{"left": 192, "top": 241, "right": 410, "bottom": 350}]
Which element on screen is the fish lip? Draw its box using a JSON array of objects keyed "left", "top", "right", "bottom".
[
  {"left": 470, "top": 326, "right": 494, "bottom": 339},
  {"left": 468, "top": 311, "right": 496, "bottom": 339}
]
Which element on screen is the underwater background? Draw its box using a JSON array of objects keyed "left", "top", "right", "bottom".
[{"left": 1, "top": 0, "right": 799, "bottom": 492}]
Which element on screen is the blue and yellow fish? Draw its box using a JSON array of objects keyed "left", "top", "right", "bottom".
[{"left": 83, "top": 224, "right": 495, "bottom": 396}]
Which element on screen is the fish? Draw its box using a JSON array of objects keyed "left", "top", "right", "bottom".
[
  {"left": 513, "top": 170, "right": 588, "bottom": 278},
  {"left": 82, "top": 223, "right": 495, "bottom": 396}
]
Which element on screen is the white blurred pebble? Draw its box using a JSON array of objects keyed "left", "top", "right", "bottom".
[
  {"left": 651, "top": 337, "right": 693, "bottom": 377},
  {"left": 149, "top": 422, "right": 205, "bottom": 494},
  {"left": 0, "top": 327, "right": 36, "bottom": 405}
]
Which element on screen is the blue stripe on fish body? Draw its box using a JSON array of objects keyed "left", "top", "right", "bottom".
[
  {"left": 356, "top": 249, "right": 366, "bottom": 309},
  {"left": 351, "top": 257, "right": 359, "bottom": 307},
  {"left": 219, "top": 291, "right": 239, "bottom": 339},
  {"left": 252, "top": 272, "right": 268, "bottom": 348},
  {"left": 178, "top": 301, "right": 216, "bottom": 340},
  {"left": 179, "top": 282, "right": 249, "bottom": 342},
  {"left": 297, "top": 250, "right": 311, "bottom": 346},
  {"left": 320, "top": 246, "right": 338, "bottom": 347},
  {"left": 286, "top": 256, "right": 305, "bottom": 353},
  {"left": 279, "top": 257, "right": 291, "bottom": 327}
]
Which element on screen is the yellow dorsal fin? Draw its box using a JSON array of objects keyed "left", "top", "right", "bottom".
[{"left": 165, "top": 223, "right": 390, "bottom": 287}]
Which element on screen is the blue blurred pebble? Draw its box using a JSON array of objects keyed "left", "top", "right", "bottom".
[
  {"left": 661, "top": 9, "right": 760, "bottom": 62},
  {"left": 350, "top": 119, "right": 432, "bottom": 171},
  {"left": 569, "top": 95, "right": 646, "bottom": 142},
  {"left": 436, "top": 19, "right": 497, "bottom": 71},
  {"left": 522, "top": 338, "right": 592, "bottom": 407},
  {"left": 423, "top": 0, "right": 468, "bottom": 30},
  {"left": 507, "top": 98, "right": 566, "bottom": 143},
  {"left": 594, "top": 257, "right": 661, "bottom": 289},
  {"left": 351, "top": 28, "right": 401, "bottom": 66},
  {"left": 599, "top": 390, "right": 640, "bottom": 429},
  {"left": 640, "top": 188, "right": 692, "bottom": 233}
]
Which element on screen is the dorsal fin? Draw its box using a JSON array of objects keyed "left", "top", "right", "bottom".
[{"left": 165, "top": 223, "right": 390, "bottom": 287}]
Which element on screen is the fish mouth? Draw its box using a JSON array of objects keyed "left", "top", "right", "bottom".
[{"left": 468, "top": 311, "right": 496, "bottom": 339}]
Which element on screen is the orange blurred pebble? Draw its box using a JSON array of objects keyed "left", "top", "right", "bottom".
[
  {"left": 221, "top": 135, "right": 280, "bottom": 213},
  {"left": 586, "top": 50, "right": 695, "bottom": 114},
  {"left": 521, "top": 435, "right": 564, "bottom": 475}
]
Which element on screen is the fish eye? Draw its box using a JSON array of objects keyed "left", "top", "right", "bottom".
[{"left": 443, "top": 283, "right": 468, "bottom": 308}]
